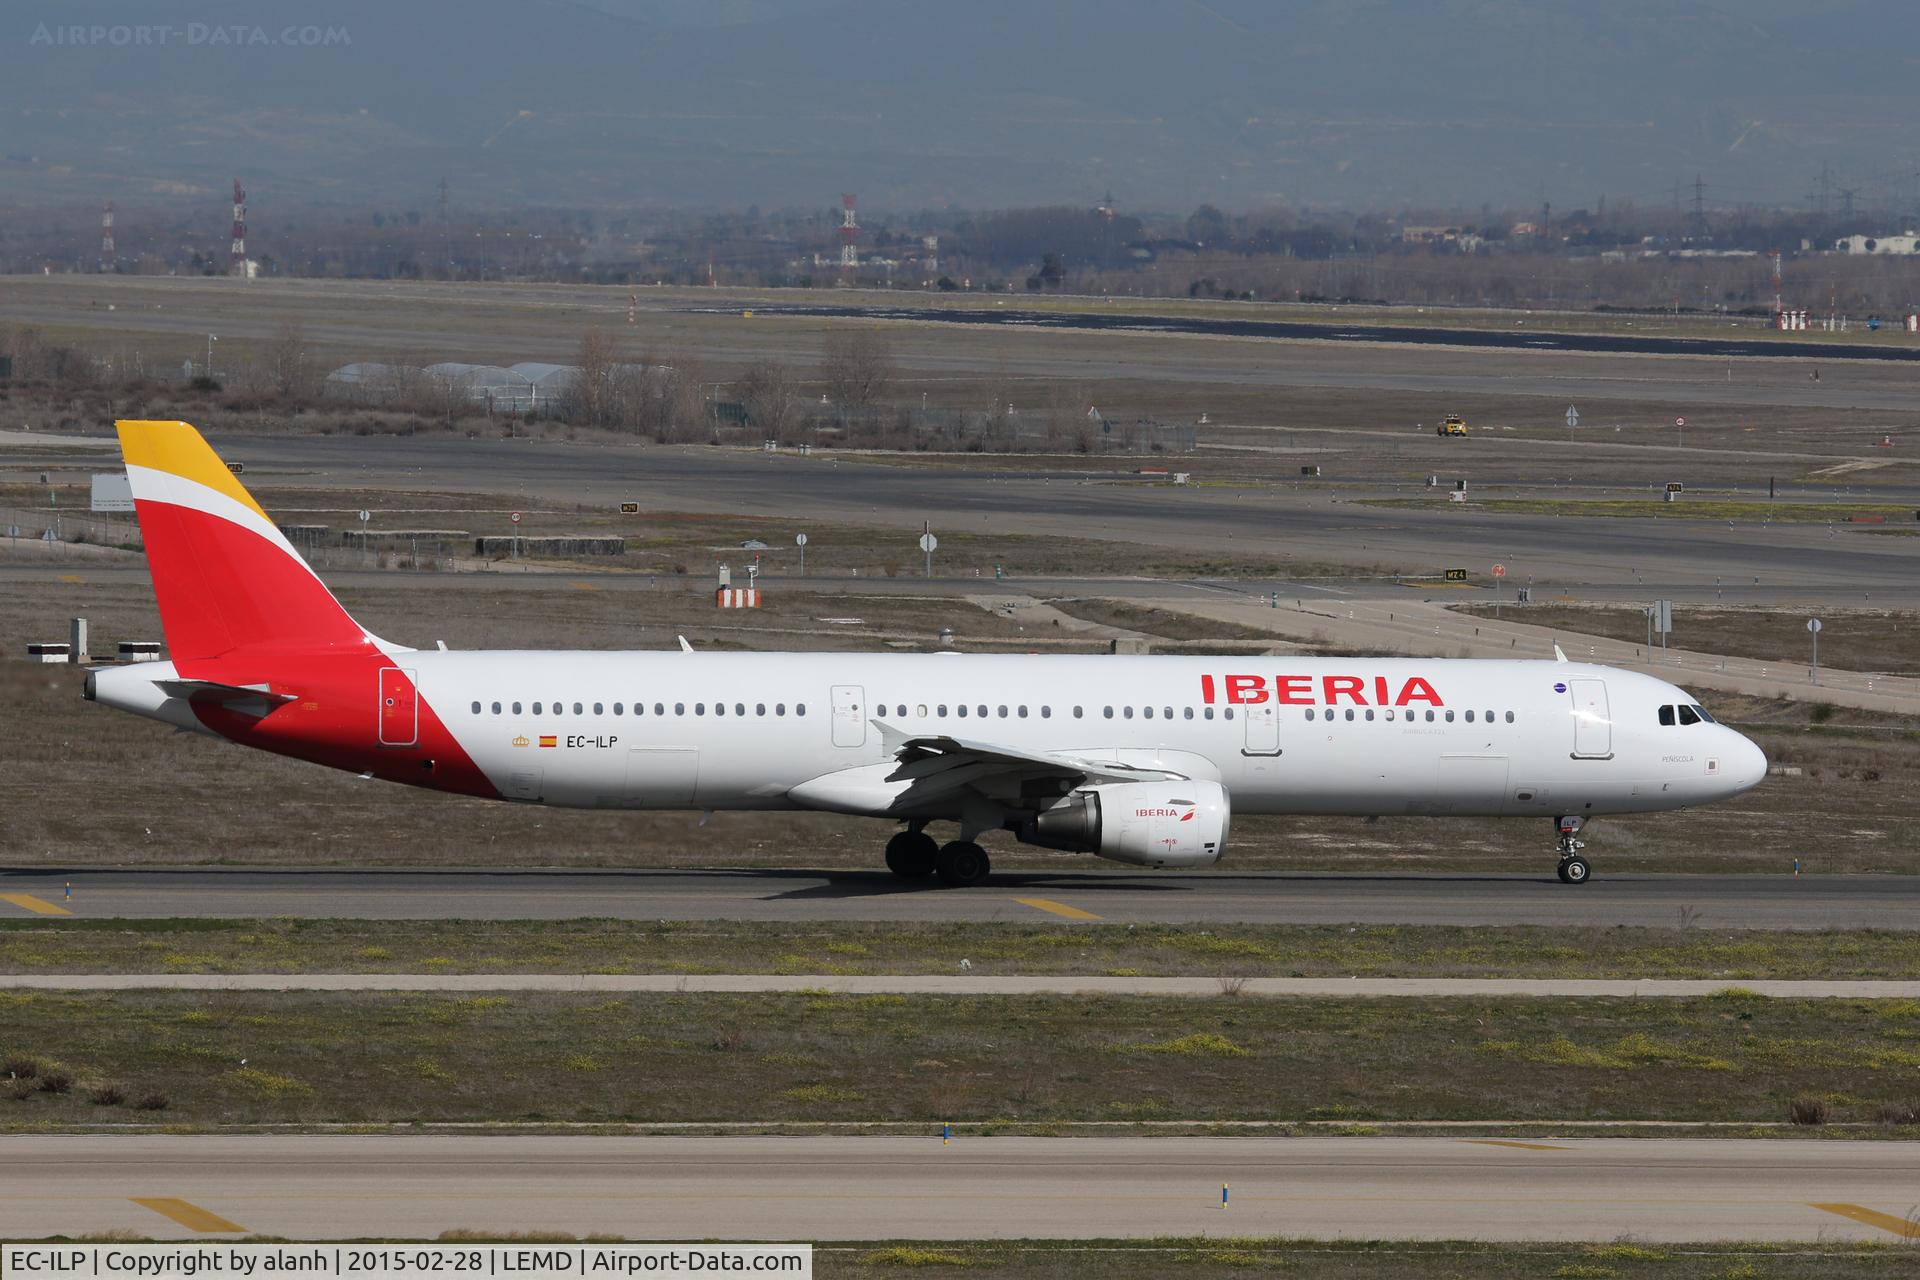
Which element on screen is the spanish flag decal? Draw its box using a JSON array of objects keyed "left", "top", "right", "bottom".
[{"left": 538, "top": 735, "right": 557, "bottom": 748}]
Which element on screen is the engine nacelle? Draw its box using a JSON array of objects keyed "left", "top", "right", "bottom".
[{"left": 1019, "top": 780, "right": 1230, "bottom": 868}]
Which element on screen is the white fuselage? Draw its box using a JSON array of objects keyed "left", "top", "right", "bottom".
[{"left": 384, "top": 651, "right": 1765, "bottom": 819}]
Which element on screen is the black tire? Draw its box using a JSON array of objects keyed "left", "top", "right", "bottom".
[
  {"left": 885, "top": 831, "right": 938, "bottom": 880},
  {"left": 1559, "top": 856, "right": 1591, "bottom": 885},
  {"left": 934, "top": 841, "right": 992, "bottom": 888}
]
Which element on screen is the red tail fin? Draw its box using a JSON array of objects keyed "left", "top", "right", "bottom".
[{"left": 117, "top": 420, "right": 374, "bottom": 661}]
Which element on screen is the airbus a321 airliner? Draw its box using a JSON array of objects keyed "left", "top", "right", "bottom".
[{"left": 87, "top": 420, "right": 1767, "bottom": 886}]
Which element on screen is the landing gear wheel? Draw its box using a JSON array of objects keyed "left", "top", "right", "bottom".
[
  {"left": 884, "top": 831, "right": 938, "bottom": 880},
  {"left": 934, "top": 840, "right": 992, "bottom": 888},
  {"left": 1557, "top": 856, "right": 1591, "bottom": 885}
]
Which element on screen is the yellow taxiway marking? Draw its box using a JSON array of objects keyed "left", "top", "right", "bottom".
[
  {"left": 1013, "top": 897, "right": 1102, "bottom": 921},
  {"left": 571, "top": 581, "right": 602, "bottom": 591},
  {"left": 130, "top": 1198, "right": 246, "bottom": 1233},
  {"left": 58, "top": 574, "right": 84, "bottom": 584},
  {"left": 1461, "top": 1139, "right": 1570, "bottom": 1151},
  {"left": 1810, "top": 1202, "right": 1917, "bottom": 1238},
  {"left": 0, "top": 893, "right": 70, "bottom": 916}
]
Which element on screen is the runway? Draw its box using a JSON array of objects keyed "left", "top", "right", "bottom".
[
  {"left": 756, "top": 301, "right": 1920, "bottom": 363},
  {"left": 4, "top": 868, "right": 1914, "bottom": 928},
  {"left": 5, "top": 1135, "right": 1914, "bottom": 1242},
  {"left": 12, "top": 428, "right": 1917, "bottom": 603}
]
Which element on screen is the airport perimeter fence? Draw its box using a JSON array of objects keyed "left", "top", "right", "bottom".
[
  {"left": 0, "top": 505, "right": 143, "bottom": 550},
  {"left": 0, "top": 506, "right": 472, "bottom": 574}
]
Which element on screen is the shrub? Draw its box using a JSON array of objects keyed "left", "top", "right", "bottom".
[
  {"left": 1131, "top": 1032, "right": 1250, "bottom": 1059},
  {"left": 4, "top": 1079, "right": 34, "bottom": 1101},
  {"left": 38, "top": 1069, "right": 73, "bottom": 1095},
  {"left": 1875, "top": 1101, "right": 1920, "bottom": 1125},
  {"left": 862, "top": 1246, "right": 970, "bottom": 1267},
  {"left": 1788, "top": 1095, "right": 1833, "bottom": 1126},
  {"left": 3, "top": 1053, "right": 42, "bottom": 1080},
  {"left": 134, "top": 1093, "right": 170, "bottom": 1112},
  {"left": 88, "top": 1084, "right": 126, "bottom": 1106}
]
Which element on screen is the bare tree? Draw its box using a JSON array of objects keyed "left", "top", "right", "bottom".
[
  {"left": 737, "top": 360, "right": 800, "bottom": 441},
  {"left": 819, "top": 327, "right": 894, "bottom": 411},
  {"left": 262, "top": 321, "right": 315, "bottom": 399},
  {"left": 566, "top": 327, "right": 617, "bottom": 425}
]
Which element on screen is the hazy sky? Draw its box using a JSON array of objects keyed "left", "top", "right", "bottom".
[{"left": 8, "top": 1, "right": 1918, "bottom": 214}]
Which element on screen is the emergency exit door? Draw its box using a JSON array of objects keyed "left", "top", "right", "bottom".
[
  {"left": 1242, "top": 702, "right": 1281, "bottom": 756},
  {"left": 831, "top": 684, "right": 867, "bottom": 748},
  {"left": 378, "top": 667, "right": 418, "bottom": 747}
]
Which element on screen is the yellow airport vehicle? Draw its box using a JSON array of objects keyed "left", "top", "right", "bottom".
[{"left": 1437, "top": 414, "right": 1469, "bottom": 437}]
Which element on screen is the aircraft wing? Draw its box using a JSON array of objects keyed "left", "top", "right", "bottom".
[
  {"left": 785, "top": 721, "right": 1193, "bottom": 816},
  {"left": 887, "top": 732, "right": 1186, "bottom": 788}
]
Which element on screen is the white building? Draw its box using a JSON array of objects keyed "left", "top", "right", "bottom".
[{"left": 1833, "top": 233, "right": 1920, "bottom": 255}]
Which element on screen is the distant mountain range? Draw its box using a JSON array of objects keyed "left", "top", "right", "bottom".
[{"left": 7, "top": 0, "right": 1916, "bottom": 215}]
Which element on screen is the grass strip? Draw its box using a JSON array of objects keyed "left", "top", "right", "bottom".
[
  {"left": 5, "top": 990, "right": 1920, "bottom": 1130},
  {"left": 8, "top": 920, "right": 1920, "bottom": 979}
]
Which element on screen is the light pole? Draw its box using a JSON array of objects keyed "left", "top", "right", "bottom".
[
  {"left": 1808, "top": 617, "right": 1822, "bottom": 685},
  {"left": 205, "top": 333, "right": 217, "bottom": 379}
]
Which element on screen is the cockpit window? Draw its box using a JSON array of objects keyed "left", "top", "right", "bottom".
[
  {"left": 1677, "top": 705, "right": 1702, "bottom": 726},
  {"left": 1691, "top": 704, "right": 1716, "bottom": 724},
  {"left": 1658, "top": 705, "right": 1675, "bottom": 727}
]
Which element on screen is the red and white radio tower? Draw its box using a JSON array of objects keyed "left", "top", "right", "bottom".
[
  {"left": 839, "top": 193, "right": 858, "bottom": 272},
  {"left": 229, "top": 178, "right": 248, "bottom": 275},
  {"left": 99, "top": 201, "right": 115, "bottom": 271}
]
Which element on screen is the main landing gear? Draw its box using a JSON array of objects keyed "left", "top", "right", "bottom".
[
  {"left": 1554, "top": 816, "right": 1591, "bottom": 885},
  {"left": 884, "top": 826, "right": 992, "bottom": 888}
]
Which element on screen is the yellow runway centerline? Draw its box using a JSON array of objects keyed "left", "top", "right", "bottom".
[
  {"left": 0, "top": 893, "right": 70, "bottom": 916},
  {"left": 131, "top": 1198, "right": 246, "bottom": 1233},
  {"left": 1811, "top": 1202, "right": 1918, "bottom": 1237},
  {"left": 1013, "top": 897, "right": 1102, "bottom": 921},
  {"left": 1461, "top": 1139, "right": 1570, "bottom": 1151}
]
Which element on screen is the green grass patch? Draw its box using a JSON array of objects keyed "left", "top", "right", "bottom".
[
  {"left": 7, "top": 919, "right": 1920, "bottom": 980},
  {"left": 6, "top": 991, "right": 1920, "bottom": 1130}
]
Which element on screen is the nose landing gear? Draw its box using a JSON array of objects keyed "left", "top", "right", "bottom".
[{"left": 1555, "top": 816, "right": 1591, "bottom": 884}]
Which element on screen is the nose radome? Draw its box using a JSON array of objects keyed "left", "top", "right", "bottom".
[{"left": 1731, "top": 733, "right": 1768, "bottom": 790}]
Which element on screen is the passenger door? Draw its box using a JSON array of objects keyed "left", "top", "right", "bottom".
[
  {"left": 377, "top": 667, "right": 418, "bottom": 747},
  {"left": 1569, "top": 678, "right": 1613, "bottom": 759}
]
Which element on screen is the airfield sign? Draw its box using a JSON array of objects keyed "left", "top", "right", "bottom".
[{"left": 1565, "top": 406, "right": 1578, "bottom": 428}]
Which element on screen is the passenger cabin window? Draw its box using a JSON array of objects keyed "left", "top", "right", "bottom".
[{"left": 593, "top": 702, "right": 604, "bottom": 716}]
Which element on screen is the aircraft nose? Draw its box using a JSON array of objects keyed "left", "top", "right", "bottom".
[{"left": 1728, "top": 732, "right": 1768, "bottom": 792}]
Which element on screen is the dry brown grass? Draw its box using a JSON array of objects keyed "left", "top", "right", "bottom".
[{"left": 1457, "top": 603, "right": 1920, "bottom": 676}]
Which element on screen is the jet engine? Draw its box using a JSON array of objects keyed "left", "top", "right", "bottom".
[{"left": 1018, "top": 780, "right": 1230, "bottom": 867}]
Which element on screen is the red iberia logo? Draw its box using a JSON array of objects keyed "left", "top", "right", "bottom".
[{"left": 538, "top": 735, "right": 558, "bottom": 748}]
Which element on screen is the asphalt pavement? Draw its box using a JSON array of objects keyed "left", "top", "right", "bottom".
[
  {"left": 2, "top": 868, "right": 1911, "bottom": 928},
  {"left": 6, "top": 1134, "right": 1914, "bottom": 1242}
]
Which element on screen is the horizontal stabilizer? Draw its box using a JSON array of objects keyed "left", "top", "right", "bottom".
[{"left": 153, "top": 678, "right": 297, "bottom": 718}]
